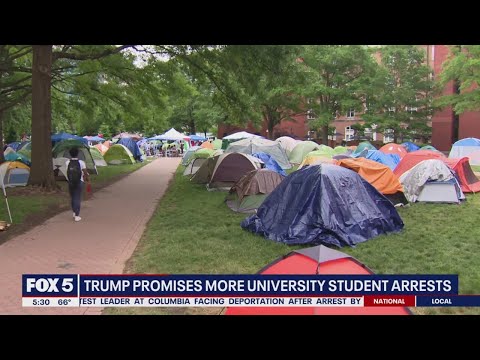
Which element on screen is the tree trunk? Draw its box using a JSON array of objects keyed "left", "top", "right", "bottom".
[
  {"left": 0, "top": 110, "right": 4, "bottom": 163},
  {"left": 28, "top": 45, "right": 57, "bottom": 190},
  {"left": 267, "top": 118, "right": 274, "bottom": 140},
  {"left": 321, "top": 125, "right": 328, "bottom": 145},
  {"left": 189, "top": 119, "right": 196, "bottom": 135}
]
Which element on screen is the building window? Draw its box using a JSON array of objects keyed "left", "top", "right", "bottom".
[
  {"left": 406, "top": 106, "right": 418, "bottom": 113},
  {"left": 307, "top": 98, "right": 314, "bottom": 104},
  {"left": 307, "top": 109, "right": 315, "bottom": 120},
  {"left": 347, "top": 109, "right": 355, "bottom": 118},
  {"left": 345, "top": 126, "right": 354, "bottom": 142},
  {"left": 328, "top": 128, "right": 337, "bottom": 142},
  {"left": 364, "top": 128, "right": 373, "bottom": 141},
  {"left": 383, "top": 129, "right": 394, "bottom": 143},
  {"left": 388, "top": 107, "right": 396, "bottom": 113}
]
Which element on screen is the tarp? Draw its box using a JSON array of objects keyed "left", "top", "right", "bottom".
[
  {"left": 51, "top": 132, "right": 88, "bottom": 146},
  {"left": 241, "top": 164, "right": 404, "bottom": 247},
  {"left": 337, "top": 157, "right": 404, "bottom": 195},
  {"left": 6, "top": 142, "right": 21, "bottom": 151},
  {"left": 225, "top": 138, "right": 291, "bottom": 169},
  {"left": 353, "top": 141, "right": 376, "bottom": 154},
  {"left": 187, "top": 135, "right": 207, "bottom": 141},
  {"left": 4, "top": 152, "right": 31, "bottom": 167},
  {"left": 379, "top": 143, "right": 408, "bottom": 159},
  {"left": 252, "top": 152, "right": 287, "bottom": 176},
  {"left": 226, "top": 245, "right": 411, "bottom": 315},
  {"left": 399, "top": 159, "right": 459, "bottom": 202},
  {"left": 402, "top": 142, "right": 420, "bottom": 152},
  {"left": 394, "top": 150, "right": 447, "bottom": 177}
]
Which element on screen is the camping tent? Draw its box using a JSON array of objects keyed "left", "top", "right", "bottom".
[
  {"left": 212, "top": 139, "right": 223, "bottom": 150},
  {"left": 275, "top": 136, "right": 298, "bottom": 154},
  {"left": 0, "top": 161, "right": 30, "bottom": 187},
  {"left": 208, "top": 153, "right": 263, "bottom": 190},
  {"left": 95, "top": 143, "right": 109, "bottom": 155},
  {"left": 251, "top": 152, "right": 286, "bottom": 176},
  {"left": 355, "top": 150, "right": 400, "bottom": 171},
  {"left": 353, "top": 141, "right": 376, "bottom": 155},
  {"left": 225, "top": 169, "right": 284, "bottom": 213},
  {"left": 181, "top": 146, "right": 201, "bottom": 165},
  {"left": 337, "top": 157, "right": 405, "bottom": 203},
  {"left": 51, "top": 132, "right": 88, "bottom": 146},
  {"left": 241, "top": 164, "right": 404, "bottom": 247},
  {"left": 225, "top": 245, "right": 411, "bottom": 315},
  {"left": 443, "top": 157, "right": 480, "bottom": 193},
  {"left": 399, "top": 159, "right": 464, "bottom": 203},
  {"left": 393, "top": 150, "right": 446, "bottom": 177},
  {"left": 190, "top": 156, "right": 221, "bottom": 184},
  {"left": 225, "top": 138, "right": 291, "bottom": 169},
  {"left": 103, "top": 144, "right": 135, "bottom": 165},
  {"left": 402, "top": 141, "right": 420, "bottom": 152},
  {"left": 449, "top": 137, "right": 480, "bottom": 162},
  {"left": 149, "top": 128, "right": 186, "bottom": 141},
  {"left": 89, "top": 146, "right": 107, "bottom": 167},
  {"left": 289, "top": 141, "right": 321, "bottom": 164},
  {"left": 52, "top": 140, "right": 98, "bottom": 175},
  {"left": 117, "top": 137, "right": 142, "bottom": 161},
  {"left": 223, "top": 131, "right": 262, "bottom": 140},
  {"left": 183, "top": 158, "right": 207, "bottom": 177},
  {"left": 4, "top": 152, "right": 31, "bottom": 167}
]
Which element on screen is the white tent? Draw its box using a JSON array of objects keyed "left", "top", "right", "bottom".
[
  {"left": 223, "top": 131, "right": 262, "bottom": 140},
  {"left": 149, "top": 128, "right": 186, "bottom": 141}
]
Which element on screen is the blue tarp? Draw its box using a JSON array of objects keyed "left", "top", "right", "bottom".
[
  {"left": 252, "top": 152, "right": 287, "bottom": 176},
  {"left": 241, "top": 164, "right": 404, "bottom": 247},
  {"left": 402, "top": 142, "right": 420, "bottom": 152},
  {"left": 353, "top": 150, "right": 400, "bottom": 171},
  {"left": 188, "top": 135, "right": 207, "bottom": 141},
  {"left": 51, "top": 132, "right": 88, "bottom": 146},
  {"left": 117, "top": 137, "right": 142, "bottom": 161},
  {"left": 84, "top": 136, "right": 105, "bottom": 142}
]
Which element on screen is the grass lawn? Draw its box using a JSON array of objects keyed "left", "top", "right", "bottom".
[
  {"left": 106, "top": 165, "right": 480, "bottom": 315},
  {"left": 0, "top": 160, "right": 149, "bottom": 240},
  {"left": 471, "top": 165, "right": 480, "bottom": 172}
]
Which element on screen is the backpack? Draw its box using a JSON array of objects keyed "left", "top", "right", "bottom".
[{"left": 67, "top": 159, "right": 82, "bottom": 186}]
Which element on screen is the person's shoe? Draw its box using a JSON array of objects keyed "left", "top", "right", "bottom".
[
  {"left": 74, "top": 216, "right": 82, "bottom": 222},
  {"left": 73, "top": 212, "right": 76, "bottom": 218}
]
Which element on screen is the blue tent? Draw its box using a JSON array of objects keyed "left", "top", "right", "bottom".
[
  {"left": 84, "top": 136, "right": 105, "bottom": 143},
  {"left": 241, "top": 164, "right": 404, "bottom": 247},
  {"left": 252, "top": 152, "right": 287, "bottom": 176},
  {"left": 452, "top": 137, "right": 480, "bottom": 147},
  {"left": 402, "top": 142, "right": 420, "bottom": 152},
  {"left": 51, "top": 132, "right": 88, "bottom": 146},
  {"left": 5, "top": 152, "right": 31, "bottom": 166},
  {"left": 117, "top": 137, "right": 142, "bottom": 161}
]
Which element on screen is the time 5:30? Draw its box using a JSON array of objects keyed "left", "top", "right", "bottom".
[{"left": 32, "top": 299, "right": 50, "bottom": 306}]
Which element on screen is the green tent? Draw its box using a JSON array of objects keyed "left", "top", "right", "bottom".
[
  {"left": 333, "top": 146, "right": 349, "bottom": 155},
  {"left": 421, "top": 145, "right": 437, "bottom": 151},
  {"left": 192, "top": 148, "right": 216, "bottom": 159},
  {"left": 304, "top": 149, "right": 334, "bottom": 159},
  {"left": 89, "top": 146, "right": 107, "bottom": 167},
  {"left": 212, "top": 139, "right": 223, "bottom": 150},
  {"left": 52, "top": 139, "right": 98, "bottom": 174},
  {"left": 289, "top": 141, "right": 320, "bottom": 164},
  {"left": 353, "top": 141, "right": 376, "bottom": 154},
  {"left": 225, "top": 193, "right": 268, "bottom": 213},
  {"left": 103, "top": 144, "right": 135, "bottom": 165}
]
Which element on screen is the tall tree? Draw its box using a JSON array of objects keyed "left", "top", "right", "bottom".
[
  {"left": 436, "top": 45, "right": 480, "bottom": 114},
  {"left": 362, "top": 45, "right": 435, "bottom": 143},
  {"left": 299, "top": 45, "right": 377, "bottom": 144}
]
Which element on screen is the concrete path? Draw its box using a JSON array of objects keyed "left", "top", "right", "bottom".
[{"left": 0, "top": 157, "right": 180, "bottom": 314}]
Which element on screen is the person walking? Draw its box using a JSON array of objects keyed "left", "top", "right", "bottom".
[{"left": 66, "top": 147, "right": 90, "bottom": 222}]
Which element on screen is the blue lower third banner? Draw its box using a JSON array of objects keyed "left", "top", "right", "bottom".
[{"left": 416, "top": 296, "right": 480, "bottom": 307}]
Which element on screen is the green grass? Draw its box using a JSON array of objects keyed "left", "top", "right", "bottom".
[
  {"left": 106, "top": 165, "right": 480, "bottom": 315},
  {"left": 471, "top": 165, "right": 480, "bottom": 172},
  {"left": 0, "top": 161, "right": 149, "bottom": 226}
]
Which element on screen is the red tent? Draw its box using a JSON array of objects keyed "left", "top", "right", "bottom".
[
  {"left": 225, "top": 246, "right": 412, "bottom": 315},
  {"left": 393, "top": 150, "right": 446, "bottom": 177},
  {"left": 379, "top": 143, "right": 408, "bottom": 159}
]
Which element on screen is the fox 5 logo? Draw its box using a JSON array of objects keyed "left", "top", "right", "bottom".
[{"left": 23, "top": 275, "right": 77, "bottom": 295}]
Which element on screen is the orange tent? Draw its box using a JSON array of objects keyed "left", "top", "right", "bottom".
[
  {"left": 95, "top": 143, "right": 109, "bottom": 155},
  {"left": 200, "top": 141, "right": 214, "bottom": 150},
  {"left": 337, "top": 157, "right": 403, "bottom": 195},
  {"left": 379, "top": 143, "right": 408, "bottom": 159}
]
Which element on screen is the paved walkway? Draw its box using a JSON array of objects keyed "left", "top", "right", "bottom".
[{"left": 0, "top": 157, "right": 180, "bottom": 314}]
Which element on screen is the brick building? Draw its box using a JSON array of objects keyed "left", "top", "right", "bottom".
[{"left": 218, "top": 45, "right": 476, "bottom": 150}]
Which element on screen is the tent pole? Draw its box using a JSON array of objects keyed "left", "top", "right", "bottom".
[{"left": 1, "top": 183, "right": 13, "bottom": 223}]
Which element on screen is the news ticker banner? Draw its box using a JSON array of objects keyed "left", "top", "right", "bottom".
[{"left": 21, "top": 274, "right": 480, "bottom": 308}]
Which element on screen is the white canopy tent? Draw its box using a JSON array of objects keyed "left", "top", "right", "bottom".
[
  {"left": 148, "top": 128, "right": 186, "bottom": 141},
  {"left": 223, "top": 131, "right": 263, "bottom": 140}
]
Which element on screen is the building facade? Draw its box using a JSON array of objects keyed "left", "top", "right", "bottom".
[{"left": 218, "top": 46, "right": 478, "bottom": 150}]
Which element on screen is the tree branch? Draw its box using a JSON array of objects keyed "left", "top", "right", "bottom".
[{"left": 52, "top": 45, "right": 133, "bottom": 62}]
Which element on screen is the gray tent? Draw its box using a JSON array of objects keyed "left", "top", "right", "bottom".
[
  {"left": 208, "top": 153, "right": 263, "bottom": 190},
  {"left": 183, "top": 158, "right": 207, "bottom": 177},
  {"left": 225, "top": 138, "right": 291, "bottom": 169}
]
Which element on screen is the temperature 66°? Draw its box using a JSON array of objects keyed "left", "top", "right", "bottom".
[{"left": 58, "top": 299, "right": 72, "bottom": 305}]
